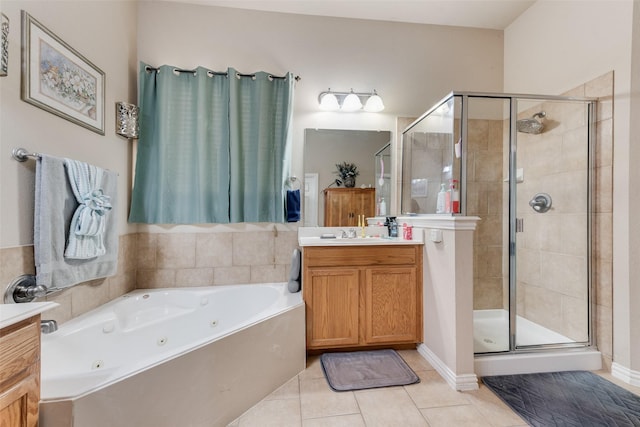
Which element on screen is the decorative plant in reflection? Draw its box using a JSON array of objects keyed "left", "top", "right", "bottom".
[{"left": 335, "top": 162, "right": 359, "bottom": 188}]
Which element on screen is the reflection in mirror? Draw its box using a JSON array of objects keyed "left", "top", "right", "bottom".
[{"left": 303, "top": 129, "right": 392, "bottom": 226}]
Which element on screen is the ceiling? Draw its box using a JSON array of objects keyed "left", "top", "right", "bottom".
[{"left": 165, "top": 0, "right": 536, "bottom": 30}]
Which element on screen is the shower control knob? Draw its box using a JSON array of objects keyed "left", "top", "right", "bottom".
[{"left": 529, "top": 193, "right": 552, "bottom": 213}]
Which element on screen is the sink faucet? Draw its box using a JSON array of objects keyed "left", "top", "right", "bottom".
[
  {"left": 341, "top": 229, "right": 357, "bottom": 239},
  {"left": 41, "top": 319, "right": 58, "bottom": 334}
]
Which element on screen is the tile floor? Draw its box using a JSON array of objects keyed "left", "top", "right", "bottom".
[{"left": 228, "top": 350, "right": 640, "bottom": 427}]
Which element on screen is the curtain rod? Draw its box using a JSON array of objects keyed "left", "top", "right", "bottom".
[{"left": 144, "top": 65, "right": 300, "bottom": 81}]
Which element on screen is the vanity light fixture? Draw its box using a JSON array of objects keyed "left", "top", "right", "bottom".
[
  {"left": 317, "top": 88, "right": 385, "bottom": 113},
  {"left": 318, "top": 91, "right": 340, "bottom": 111},
  {"left": 363, "top": 90, "right": 385, "bottom": 112},
  {"left": 341, "top": 89, "right": 363, "bottom": 112}
]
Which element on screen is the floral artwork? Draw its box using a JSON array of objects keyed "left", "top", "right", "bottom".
[
  {"left": 21, "top": 11, "right": 104, "bottom": 134},
  {"left": 39, "top": 40, "right": 97, "bottom": 120}
]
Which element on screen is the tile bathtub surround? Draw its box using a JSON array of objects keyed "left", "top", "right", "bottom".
[
  {"left": 0, "top": 234, "right": 137, "bottom": 325},
  {"left": 135, "top": 223, "right": 300, "bottom": 288}
]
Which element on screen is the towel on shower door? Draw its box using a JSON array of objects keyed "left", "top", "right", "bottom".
[
  {"left": 34, "top": 154, "right": 118, "bottom": 290},
  {"left": 286, "top": 189, "right": 301, "bottom": 222}
]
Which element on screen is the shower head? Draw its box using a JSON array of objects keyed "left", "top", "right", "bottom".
[{"left": 517, "top": 111, "right": 546, "bottom": 134}]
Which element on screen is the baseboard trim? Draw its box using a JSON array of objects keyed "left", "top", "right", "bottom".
[
  {"left": 612, "top": 362, "right": 640, "bottom": 387},
  {"left": 417, "top": 343, "right": 478, "bottom": 391}
]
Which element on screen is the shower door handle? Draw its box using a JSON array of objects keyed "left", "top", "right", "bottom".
[{"left": 529, "top": 193, "right": 552, "bottom": 213}]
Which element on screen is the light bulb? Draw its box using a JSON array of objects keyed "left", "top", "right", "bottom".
[
  {"left": 341, "top": 91, "right": 363, "bottom": 112},
  {"left": 364, "top": 92, "right": 385, "bottom": 112},
  {"left": 319, "top": 92, "right": 339, "bottom": 111}
]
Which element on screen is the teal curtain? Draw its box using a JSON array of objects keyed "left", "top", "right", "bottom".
[
  {"left": 229, "top": 70, "right": 294, "bottom": 223},
  {"left": 129, "top": 64, "right": 230, "bottom": 223},
  {"left": 129, "top": 63, "right": 293, "bottom": 224}
]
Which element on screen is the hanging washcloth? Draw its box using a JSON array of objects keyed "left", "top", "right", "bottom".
[
  {"left": 286, "top": 189, "right": 301, "bottom": 222},
  {"left": 63, "top": 158, "right": 112, "bottom": 259}
]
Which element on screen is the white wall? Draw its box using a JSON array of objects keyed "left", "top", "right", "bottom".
[
  {"left": 137, "top": 1, "right": 505, "bottom": 211},
  {"left": 0, "top": 0, "right": 138, "bottom": 248},
  {"left": 504, "top": 0, "right": 639, "bottom": 378}
]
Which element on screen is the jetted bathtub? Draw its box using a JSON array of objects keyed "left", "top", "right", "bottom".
[{"left": 39, "top": 283, "right": 305, "bottom": 427}]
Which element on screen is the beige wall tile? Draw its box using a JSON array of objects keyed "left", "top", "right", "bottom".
[
  {"left": 594, "top": 165, "right": 613, "bottom": 214},
  {"left": 233, "top": 231, "right": 275, "bottom": 266},
  {"left": 250, "top": 265, "right": 286, "bottom": 283},
  {"left": 136, "top": 232, "right": 157, "bottom": 269},
  {"left": 596, "top": 119, "right": 613, "bottom": 168},
  {"left": 136, "top": 268, "right": 176, "bottom": 289},
  {"left": 157, "top": 233, "right": 196, "bottom": 269},
  {"left": 195, "top": 233, "right": 233, "bottom": 267},
  {"left": 175, "top": 268, "right": 215, "bottom": 287},
  {"left": 213, "top": 266, "right": 251, "bottom": 285},
  {"left": 70, "top": 278, "right": 111, "bottom": 317}
]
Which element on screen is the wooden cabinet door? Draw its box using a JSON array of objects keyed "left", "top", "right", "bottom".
[
  {"left": 363, "top": 266, "right": 419, "bottom": 344},
  {"left": 305, "top": 268, "right": 360, "bottom": 349},
  {"left": 324, "top": 188, "right": 375, "bottom": 226},
  {"left": 0, "top": 374, "right": 39, "bottom": 427}
]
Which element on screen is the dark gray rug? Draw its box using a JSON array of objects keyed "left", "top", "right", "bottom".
[
  {"left": 483, "top": 370, "right": 640, "bottom": 426},
  {"left": 320, "top": 349, "right": 420, "bottom": 392}
]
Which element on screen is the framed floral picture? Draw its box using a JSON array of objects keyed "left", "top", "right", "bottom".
[{"left": 21, "top": 11, "right": 104, "bottom": 134}]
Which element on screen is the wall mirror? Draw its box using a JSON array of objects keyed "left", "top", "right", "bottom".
[{"left": 303, "top": 129, "right": 392, "bottom": 226}]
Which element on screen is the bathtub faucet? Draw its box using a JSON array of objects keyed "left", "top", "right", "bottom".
[{"left": 41, "top": 319, "right": 58, "bottom": 334}]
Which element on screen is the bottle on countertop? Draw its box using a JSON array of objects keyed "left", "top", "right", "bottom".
[
  {"left": 450, "top": 179, "right": 460, "bottom": 213},
  {"left": 378, "top": 197, "right": 387, "bottom": 216},
  {"left": 436, "top": 183, "right": 446, "bottom": 213}
]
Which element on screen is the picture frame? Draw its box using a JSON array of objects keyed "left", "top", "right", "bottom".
[
  {"left": 1, "top": 13, "right": 8, "bottom": 77},
  {"left": 21, "top": 11, "right": 104, "bottom": 135}
]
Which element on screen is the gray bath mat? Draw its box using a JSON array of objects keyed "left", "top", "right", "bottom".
[
  {"left": 483, "top": 370, "right": 640, "bottom": 426},
  {"left": 320, "top": 349, "right": 420, "bottom": 392}
]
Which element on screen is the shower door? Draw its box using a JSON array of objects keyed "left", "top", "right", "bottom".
[{"left": 510, "top": 98, "right": 593, "bottom": 350}]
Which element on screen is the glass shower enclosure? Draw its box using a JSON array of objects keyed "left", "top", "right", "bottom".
[{"left": 401, "top": 92, "right": 596, "bottom": 354}]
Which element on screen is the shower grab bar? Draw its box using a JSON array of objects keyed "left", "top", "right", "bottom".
[{"left": 12, "top": 147, "right": 41, "bottom": 162}]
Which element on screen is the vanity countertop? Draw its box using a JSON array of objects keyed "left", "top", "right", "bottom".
[
  {"left": 298, "top": 226, "right": 424, "bottom": 247},
  {"left": 0, "top": 302, "right": 59, "bottom": 329}
]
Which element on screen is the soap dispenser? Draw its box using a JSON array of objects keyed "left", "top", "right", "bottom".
[{"left": 384, "top": 216, "right": 398, "bottom": 238}]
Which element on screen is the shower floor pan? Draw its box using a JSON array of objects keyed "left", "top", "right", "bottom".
[{"left": 474, "top": 309, "right": 601, "bottom": 377}]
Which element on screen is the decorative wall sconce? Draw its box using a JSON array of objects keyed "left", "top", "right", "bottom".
[
  {"left": 115, "top": 101, "right": 139, "bottom": 139},
  {"left": 1, "top": 13, "right": 9, "bottom": 77},
  {"left": 318, "top": 89, "right": 385, "bottom": 113}
]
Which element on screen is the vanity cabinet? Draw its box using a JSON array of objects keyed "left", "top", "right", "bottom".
[
  {"left": 0, "top": 315, "right": 41, "bottom": 427},
  {"left": 323, "top": 188, "right": 375, "bottom": 226},
  {"left": 302, "top": 245, "right": 423, "bottom": 351}
]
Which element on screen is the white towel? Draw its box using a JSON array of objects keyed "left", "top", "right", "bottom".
[
  {"left": 63, "top": 158, "right": 112, "bottom": 259},
  {"left": 34, "top": 155, "right": 118, "bottom": 290}
]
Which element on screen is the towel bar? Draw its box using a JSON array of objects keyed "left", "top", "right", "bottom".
[{"left": 12, "top": 147, "right": 41, "bottom": 162}]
